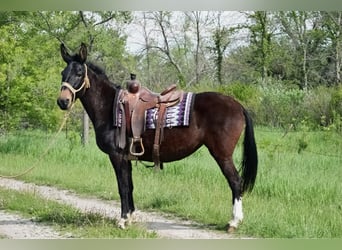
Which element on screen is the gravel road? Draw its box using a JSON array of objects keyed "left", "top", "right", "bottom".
[{"left": 0, "top": 178, "right": 239, "bottom": 239}]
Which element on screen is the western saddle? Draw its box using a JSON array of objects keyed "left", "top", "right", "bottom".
[{"left": 121, "top": 74, "right": 183, "bottom": 169}]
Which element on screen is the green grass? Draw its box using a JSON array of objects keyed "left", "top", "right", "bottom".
[
  {"left": 0, "top": 188, "right": 157, "bottom": 238},
  {"left": 0, "top": 128, "right": 341, "bottom": 238}
]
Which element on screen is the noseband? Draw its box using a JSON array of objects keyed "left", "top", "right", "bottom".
[{"left": 61, "top": 64, "right": 90, "bottom": 103}]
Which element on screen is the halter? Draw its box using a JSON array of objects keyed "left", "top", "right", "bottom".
[{"left": 61, "top": 64, "right": 90, "bottom": 103}]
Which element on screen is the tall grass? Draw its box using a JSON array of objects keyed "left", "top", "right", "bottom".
[{"left": 0, "top": 128, "right": 341, "bottom": 238}]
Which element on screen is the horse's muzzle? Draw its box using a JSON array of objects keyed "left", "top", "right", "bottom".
[{"left": 57, "top": 98, "right": 70, "bottom": 110}]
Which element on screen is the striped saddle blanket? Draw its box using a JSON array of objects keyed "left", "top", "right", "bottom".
[{"left": 114, "top": 92, "right": 195, "bottom": 129}]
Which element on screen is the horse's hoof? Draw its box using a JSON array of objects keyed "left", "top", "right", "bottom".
[
  {"left": 227, "top": 225, "right": 237, "bottom": 234},
  {"left": 118, "top": 218, "right": 126, "bottom": 229},
  {"left": 127, "top": 212, "right": 135, "bottom": 226}
]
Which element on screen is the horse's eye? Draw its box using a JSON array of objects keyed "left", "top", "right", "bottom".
[{"left": 76, "top": 67, "right": 83, "bottom": 77}]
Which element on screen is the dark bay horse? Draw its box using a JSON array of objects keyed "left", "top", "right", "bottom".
[{"left": 57, "top": 43, "right": 258, "bottom": 233}]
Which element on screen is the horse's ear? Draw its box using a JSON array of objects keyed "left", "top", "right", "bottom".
[
  {"left": 79, "top": 43, "right": 87, "bottom": 64},
  {"left": 60, "top": 43, "right": 72, "bottom": 63}
]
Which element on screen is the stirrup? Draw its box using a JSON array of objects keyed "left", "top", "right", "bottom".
[{"left": 129, "top": 137, "right": 145, "bottom": 156}]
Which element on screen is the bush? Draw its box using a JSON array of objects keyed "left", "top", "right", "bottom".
[
  {"left": 217, "top": 82, "right": 261, "bottom": 119},
  {"left": 330, "top": 85, "right": 342, "bottom": 116},
  {"left": 256, "top": 83, "right": 306, "bottom": 128},
  {"left": 206, "top": 80, "right": 342, "bottom": 133},
  {"left": 302, "top": 86, "right": 333, "bottom": 128}
]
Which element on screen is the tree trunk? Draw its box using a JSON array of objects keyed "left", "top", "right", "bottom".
[
  {"left": 194, "top": 12, "right": 201, "bottom": 85},
  {"left": 336, "top": 38, "right": 341, "bottom": 84},
  {"left": 82, "top": 110, "right": 89, "bottom": 145},
  {"left": 336, "top": 12, "right": 341, "bottom": 85},
  {"left": 303, "top": 46, "right": 308, "bottom": 90}
]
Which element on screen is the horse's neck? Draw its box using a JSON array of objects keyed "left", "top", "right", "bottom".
[{"left": 80, "top": 76, "right": 117, "bottom": 130}]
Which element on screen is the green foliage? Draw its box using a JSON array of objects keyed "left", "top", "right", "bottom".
[
  {"left": 214, "top": 79, "right": 342, "bottom": 133},
  {"left": 218, "top": 82, "right": 257, "bottom": 103},
  {"left": 257, "top": 82, "right": 306, "bottom": 128},
  {"left": 217, "top": 82, "right": 261, "bottom": 116},
  {"left": 330, "top": 85, "right": 342, "bottom": 115},
  {"left": 0, "top": 11, "right": 131, "bottom": 134},
  {"left": 0, "top": 13, "right": 64, "bottom": 132}
]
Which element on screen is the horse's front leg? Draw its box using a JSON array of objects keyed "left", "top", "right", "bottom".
[{"left": 109, "top": 154, "right": 135, "bottom": 229}]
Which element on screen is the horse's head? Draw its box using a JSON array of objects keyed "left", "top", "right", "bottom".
[{"left": 57, "top": 43, "right": 90, "bottom": 110}]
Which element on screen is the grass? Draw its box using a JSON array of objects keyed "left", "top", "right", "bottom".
[
  {"left": 0, "top": 128, "right": 341, "bottom": 238},
  {"left": 0, "top": 187, "right": 157, "bottom": 238}
]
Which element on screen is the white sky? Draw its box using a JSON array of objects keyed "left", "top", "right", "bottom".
[{"left": 124, "top": 11, "right": 249, "bottom": 54}]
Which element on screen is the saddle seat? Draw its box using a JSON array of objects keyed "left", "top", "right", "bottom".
[
  {"left": 139, "top": 83, "right": 182, "bottom": 106},
  {"left": 122, "top": 74, "right": 183, "bottom": 169}
]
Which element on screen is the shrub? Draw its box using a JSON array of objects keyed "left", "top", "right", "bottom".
[
  {"left": 302, "top": 86, "right": 333, "bottom": 128},
  {"left": 217, "top": 82, "right": 261, "bottom": 119},
  {"left": 257, "top": 83, "right": 306, "bottom": 128},
  {"left": 185, "top": 80, "right": 342, "bottom": 133},
  {"left": 330, "top": 85, "right": 342, "bottom": 116}
]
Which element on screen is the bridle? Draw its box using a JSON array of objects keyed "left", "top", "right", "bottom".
[{"left": 61, "top": 64, "right": 90, "bottom": 103}]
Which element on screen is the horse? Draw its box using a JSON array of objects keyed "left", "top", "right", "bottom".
[{"left": 57, "top": 43, "right": 258, "bottom": 233}]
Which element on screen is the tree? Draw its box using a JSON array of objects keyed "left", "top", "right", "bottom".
[
  {"left": 277, "top": 11, "right": 322, "bottom": 90},
  {"left": 139, "top": 11, "right": 186, "bottom": 87},
  {"left": 248, "top": 11, "right": 273, "bottom": 81},
  {"left": 321, "top": 11, "right": 342, "bottom": 85},
  {"left": 208, "top": 12, "right": 232, "bottom": 85},
  {"left": 0, "top": 11, "right": 132, "bottom": 137},
  {"left": 184, "top": 11, "right": 212, "bottom": 85},
  {"left": 0, "top": 12, "right": 62, "bottom": 132}
]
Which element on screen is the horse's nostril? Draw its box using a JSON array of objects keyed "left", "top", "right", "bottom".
[
  {"left": 63, "top": 99, "right": 70, "bottom": 105},
  {"left": 57, "top": 98, "right": 70, "bottom": 109}
]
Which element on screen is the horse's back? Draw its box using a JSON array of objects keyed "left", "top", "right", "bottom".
[
  {"left": 193, "top": 92, "right": 245, "bottom": 127},
  {"left": 139, "top": 91, "right": 245, "bottom": 162}
]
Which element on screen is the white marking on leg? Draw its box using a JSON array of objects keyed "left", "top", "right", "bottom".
[
  {"left": 118, "top": 218, "right": 126, "bottom": 229},
  {"left": 118, "top": 212, "right": 136, "bottom": 228},
  {"left": 127, "top": 212, "right": 135, "bottom": 225},
  {"left": 229, "top": 198, "right": 243, "bottom": 228}
]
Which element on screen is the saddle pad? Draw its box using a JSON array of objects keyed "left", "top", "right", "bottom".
[
  {"left": 114, "top": 92, "right": 194, "bottom": 129},
  {"left": 146, "top": 92, "right": 194, "bottom": 129}
]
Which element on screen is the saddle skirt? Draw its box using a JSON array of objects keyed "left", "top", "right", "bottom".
[
  {"left": 114, "top": 92, "right": 194, "bottom": 130},
  {"left": 113, "top": 91, "right": 195, "bottom": 150}
]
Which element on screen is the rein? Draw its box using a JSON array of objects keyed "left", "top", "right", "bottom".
[{"left": 61, "top": 64, "right": 90, "bottom": 103}]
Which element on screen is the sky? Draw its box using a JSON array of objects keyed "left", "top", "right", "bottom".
[{"left": 124, "top": 11, "right": 249, "bottom": 54}]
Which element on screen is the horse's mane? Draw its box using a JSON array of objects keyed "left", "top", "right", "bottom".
[
  {"left": 87, "top": 62, "right": 106, "bottom": 76},
  {"left": 86, "top": 62, "right": 121, "bottom": 89}
]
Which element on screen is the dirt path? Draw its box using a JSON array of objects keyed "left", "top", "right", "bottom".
[
  {"left": 0, "top": 178, "right": 238, "bottom": 239},
  {"left": 0, "top": 210, "right": 65, "bottom": 239}
]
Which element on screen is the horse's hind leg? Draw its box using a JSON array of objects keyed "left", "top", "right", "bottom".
[
  {"left": 205, "top": 127, "right": 244, "bottom": 231},
  {"left": 214, "top": 157, "right": 244, "bottom": 232}
]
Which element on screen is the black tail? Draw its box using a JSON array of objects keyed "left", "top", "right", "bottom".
[{"left": 241, "top": 108, "right": 258, "bottom": 193}]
